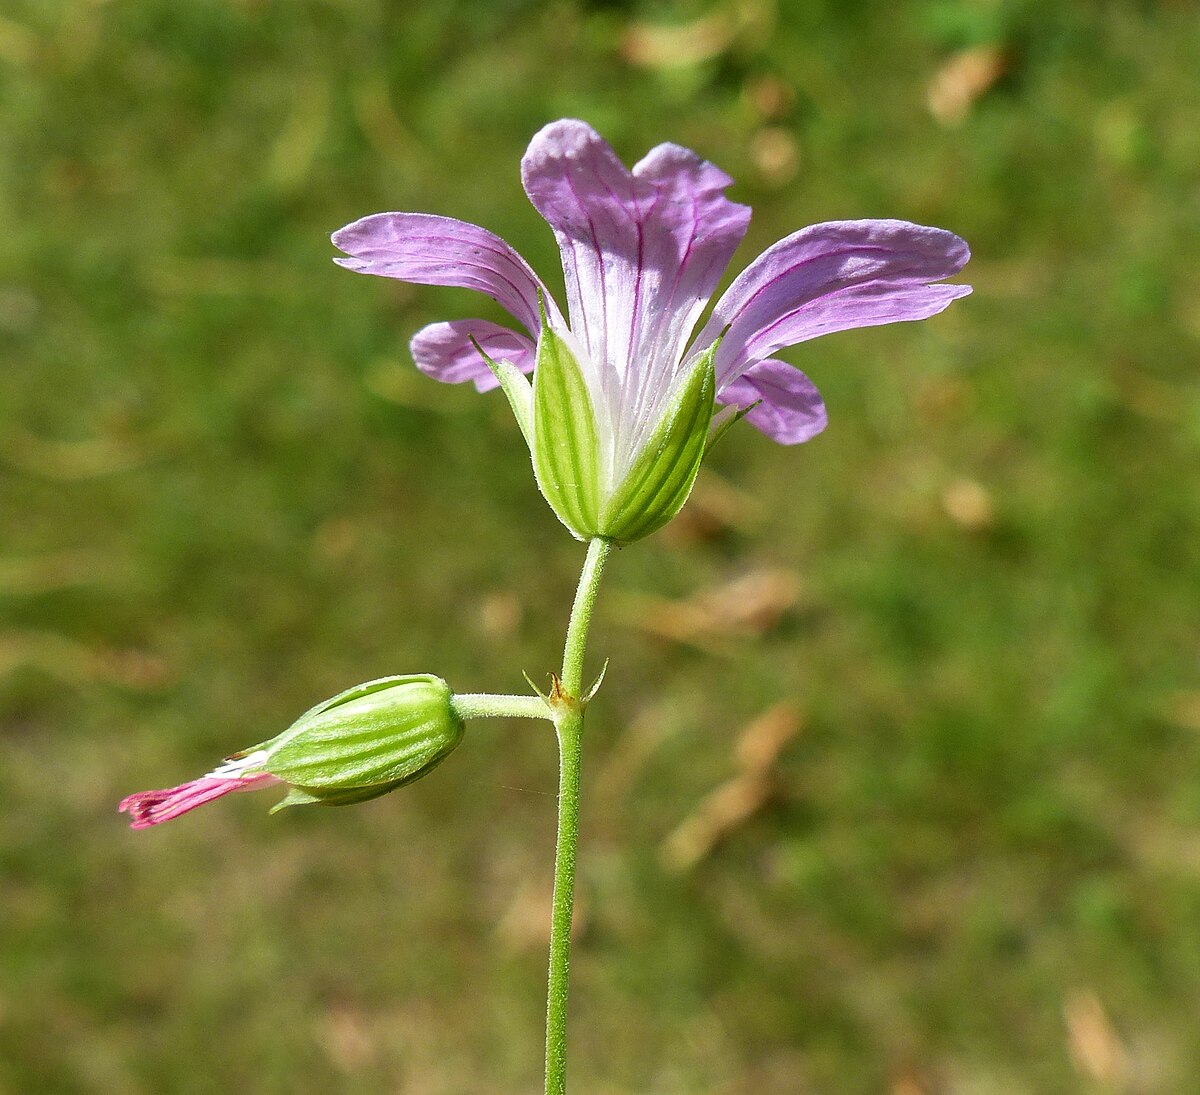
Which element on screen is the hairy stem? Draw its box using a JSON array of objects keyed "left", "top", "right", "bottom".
[
  {"left": 560, "top": 536, "right": 613, "bottom": 698},
  {"left": 450, "top": 693, "right": 551, "bottom": 721},
  {"left": 544, "top": 536, "right": 613, "bottom": 1095}
]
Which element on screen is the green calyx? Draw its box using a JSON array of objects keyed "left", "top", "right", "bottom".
[
  {"left": 258, "top": 674, "right": 465, "bottom": 813},
  {"left": 490, "top": 297, "right": 720, "bottom": 545},
  {"left": 526, "top": 327, "right": 719, "bottom": 544}
]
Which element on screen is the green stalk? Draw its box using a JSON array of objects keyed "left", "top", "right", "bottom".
[
  {"left": 450, "top": 693, "right": 551, "bottom": 721},
  {"left": 544, "top": 536, "right": 613, "bottom": 1095}
]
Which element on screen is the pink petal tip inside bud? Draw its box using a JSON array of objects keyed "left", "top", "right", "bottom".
[{"left": 119, "top": 773, "right": 280, "bottom": 830}]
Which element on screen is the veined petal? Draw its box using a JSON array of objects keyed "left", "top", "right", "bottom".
[
  {"left": 410, "top": 320, "right": 536, "bottom": 392},
  {"left": 332, "top": 212, "right": 562, "bottom": 335},
  {"left": 520, "top": 120, "right": 749, "bottom": 476},
  {"left": 694, "top": 220, "right": 971, "bottom": 386},
  {"left": 717, "top": 357, "right": 828, "bottom": 445}
]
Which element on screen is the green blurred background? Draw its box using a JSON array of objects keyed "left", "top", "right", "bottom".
[{"left": 2, "top": 1, "right": 1198, "bottom": 1092}]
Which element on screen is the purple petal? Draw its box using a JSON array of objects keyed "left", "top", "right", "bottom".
[
  {"left": 410, "top": 320, "right": 536, "bottom": 392},
  {"left": 332, "top": 212, "right": 562, "bottom": 335},
  {"left": 693, "top": 220, "right": 971, "bottom": 386},
  {"left": 717, "top": 357, "right": 828, "bottom": 445},
  {"left": 520, "top": 119, "right": 750, "bottom": 465}
]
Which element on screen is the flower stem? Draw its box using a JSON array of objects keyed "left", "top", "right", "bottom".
[
  {"left": 544, "top": 536, "right": 613, "bottom": 1095},
  {"left": 450, "top": 693, "right": 551, "bottom": 721},
  {"left": 560, "top": 536, "right": 613, "bottom": 698}
]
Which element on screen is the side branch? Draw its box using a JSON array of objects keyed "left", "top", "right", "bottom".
[{"left": 450, "top": 693, "right": 553, "bottom": 722}]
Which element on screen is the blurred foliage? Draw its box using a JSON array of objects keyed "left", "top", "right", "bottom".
[{"left": 1, "top": 0, "right": 1199, "bottom": 1092}]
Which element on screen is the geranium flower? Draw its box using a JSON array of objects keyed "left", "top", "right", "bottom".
[{"left": 333, "top": 120, "right": 970, "bottom": 541}]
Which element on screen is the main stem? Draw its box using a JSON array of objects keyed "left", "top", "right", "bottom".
[{"left": 544, "top": 536, "right": 613, "bottom": 1095}]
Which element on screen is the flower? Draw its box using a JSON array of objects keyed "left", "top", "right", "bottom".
[
  {"left": 333, "top": 119, "right": 970, "bottom": 540},
  {"left": 120, "top": 675, "right": 464, "bottom": 829}
]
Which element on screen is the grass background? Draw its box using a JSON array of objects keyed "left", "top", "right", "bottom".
[{"left": 2, "top": 0, "right": 1199, "bottom": 1092}]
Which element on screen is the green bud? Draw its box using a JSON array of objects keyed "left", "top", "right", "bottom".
[{"left": 259, "top": 675, "right": 464, "bottom": 813}]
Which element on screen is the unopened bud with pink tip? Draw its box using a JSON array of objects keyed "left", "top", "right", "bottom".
[{"left": 120, "top": 675, "right": 464, "bottom": 829}]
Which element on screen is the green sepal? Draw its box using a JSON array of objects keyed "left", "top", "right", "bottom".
[
  {"left": 289, "top": 674, "right": 422, "bottom": 726},
  {"left": 269, "top": 755, "right": 455, "bottom": 813},
  {"left": 597, "top": 344, "right": 717, "bottom": 544},
  {"left": 531, "top": 319, "right": 602, "bottom": 540},
  {"left": 262, "top": 674, "right": 464, "bottom": 794},
  {"left": 470, "top": 336, "right": 534, "bottom": 449}
]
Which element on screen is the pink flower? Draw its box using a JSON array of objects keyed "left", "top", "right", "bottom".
[{"left": 333, "top": 119, "right": 970, "bottom": 461}]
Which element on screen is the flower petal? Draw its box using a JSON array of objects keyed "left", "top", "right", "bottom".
[
  {"left": 520, "top": 120, "right": 750, "bottom": 471},
  {"left": 410, "top": 320, "right": 536, "bottom": 392},
  {"left": 119, "top": 773, "right": 280, "bottom": 829},
  {"left": 716, "top": 357, "right": 828, "bottom": 445},
  {"left": 332, "top": 212, "right": 561, "bottom": 335},
  {"left": 694, "top": 220, "right": 971, "bottom": 386}
]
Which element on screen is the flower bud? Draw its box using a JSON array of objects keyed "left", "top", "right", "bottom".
[
  {"left": 262, "top": 674, "right": 465, "bottom": 812},
  {"left": 118, "top": 674, "right": 465, "bottom": 828}
]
